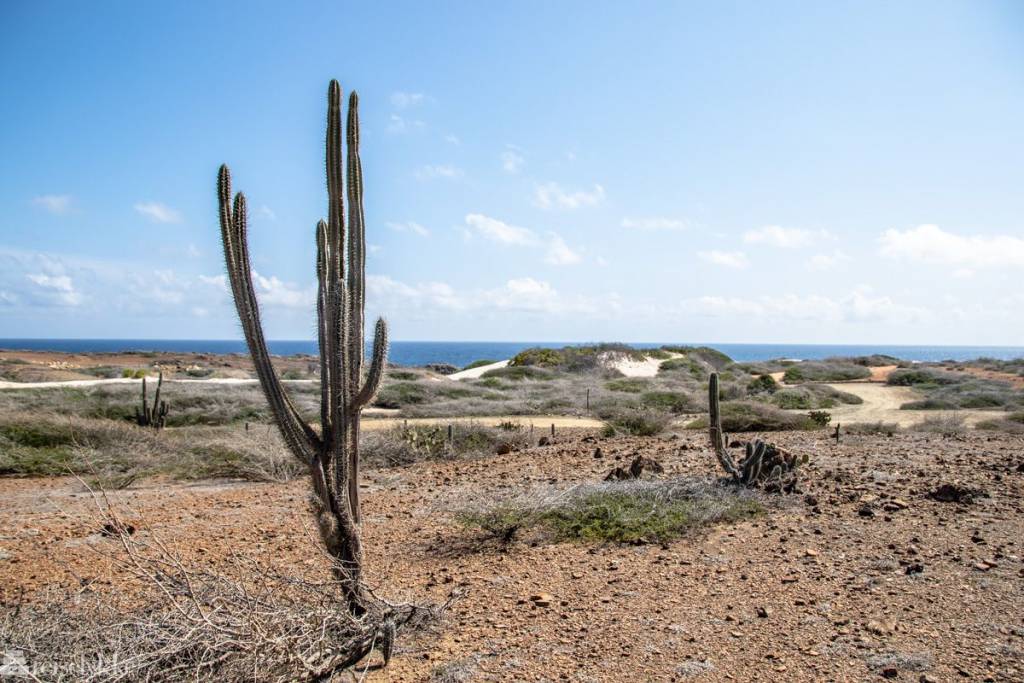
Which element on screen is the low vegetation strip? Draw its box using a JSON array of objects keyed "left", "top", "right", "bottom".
[{"left": 456, "top": 478, "right": 764, "bottom": 544}]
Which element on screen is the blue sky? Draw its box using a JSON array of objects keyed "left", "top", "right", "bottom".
[{"left": 1, "top": 1, "right": 1023, "bottom": 344}]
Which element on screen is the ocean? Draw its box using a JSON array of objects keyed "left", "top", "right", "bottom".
[{"left": 1, "top": 339, "right": 1022, "bottom": 366}]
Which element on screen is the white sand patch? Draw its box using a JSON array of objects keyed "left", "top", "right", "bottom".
[
  {"left": 447, "top": 360, "right": 509, "bottom": 380},
  {"left": 605, "top": 352, "right": 681, "bottom": 377}
]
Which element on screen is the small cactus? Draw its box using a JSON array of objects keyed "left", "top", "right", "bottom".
[
  {"left": 708, "top": 372, "right": 803, "bottom": 492},
  {"left": 135, "top": 372, "right": 169, "bottom": 430}
]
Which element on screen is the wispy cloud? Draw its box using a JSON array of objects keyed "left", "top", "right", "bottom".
[
  {"left": 621, "top": 217, "right": 689, "bottom": 232},
  {"left": 415, "top": 164, "right": 463, "bottom": 181},
  {"left": 134, "top": 201, "right": 181, "bottom": 223},
  {"left": 501, "top": 146, "right": 525, "bottom": 174},
  {"left": 743, "top": 225, "right": 831, "bottom": 248},
  {"left": 387, "top": 114, "right": 425, "bottom": 134},
  {"left": 26, "top": 272, "right": 81, "bottom": 306},
  {"left": 463, "top": 213, "right": 581, "bottom": 266},
  {"left": 533, "top": 182, "right": 605, "bottom": 210},
  {"left": 390, "top": 91, "right": 425, "bottom": 108},
  {"left": 808, "top": 250, "right": 849, "bottom": 270},
  {"left": 698, "top": 250, "right": 749, "bottom": 269},
  {"left": 257, "top": 205, "right": 277, "bottom": 221},
  {"left": 32, "top": 194, "right": 73, "bottom": 215},
  {"left": 386, "top": 221, "right": 430, "bottom": 237},
  {"left": 879, "top": 224, "right": 1024, "bottom": 268},
  {"left": 444, "top": 134, "right": 461, "bottom": 145},
  {"left": 464, "top": 214, "right": 536, "bottom": 246},
  {"left": 681, "top": 287, "right": 927, "bottom": 324}
]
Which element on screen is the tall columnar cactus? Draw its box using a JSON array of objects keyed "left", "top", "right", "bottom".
[
  {"left": 135, "top": 372, "right": 169, "bottom": 430},
  {"left": 708, "top": 372, "right": 804, "bottom": 491},
  {"left": 217, "top": 80, "right": 387, "bottom": 611}
]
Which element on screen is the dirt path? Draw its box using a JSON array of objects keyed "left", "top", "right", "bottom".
[
  {"left": 824, "top": 382, "right": 997, "bottom": 427},
  {"left": 362, "top": 414, "right": 606, "bottom": 431}
]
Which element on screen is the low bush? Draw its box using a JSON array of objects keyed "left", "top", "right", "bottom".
[
  {"left": 783, "top": 362, "right": 870, "bottom": 383},
  {"left": 605, "top": 378, "right": 650, "bottom": 393},
  {"left": 689, "top": 401, "right": 818, "bottom": 432},
  {"left": 596, "top": 404, "right": 672, "bottom": 436},
  {"left": 373, "top": 381, "right": 430, "bottom": 408},
  {"left": 640, "top": 391, "right": 694, "bottom": 414},
  {"left": 481, "top": 365, "right": 552, "bottom": 381},
  {"left": 887, "top": 368, "right": 962, "bottom": 387},
  {"left": 461, "top": 359, "right": 498, "bottom": 371},
  {"left": 457, "top": 478, "right": 763, "bottom": 544},
  {"left": 843, "top": 421, "right": 900, "bottom": 435},
  {"left": 909, "top": 413, "right": 966, "bottom": 436},
  {"left": 747, "top": 374, "right": 778, "bottom": 395}
]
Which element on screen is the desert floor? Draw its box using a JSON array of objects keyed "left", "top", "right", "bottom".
[{"left": 2, "top": 429, "right": 1022, "bottom": 681}]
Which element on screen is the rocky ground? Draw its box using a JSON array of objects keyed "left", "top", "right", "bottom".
[{"left": 2, "top": 429, "right": 1023, "bottom": 681}]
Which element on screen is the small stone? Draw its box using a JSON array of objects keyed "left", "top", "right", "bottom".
[
  {"left": 881, "top": 667, "right": 898, "bottom": 679},
  {"left": 529, "top": 592, "right": 554, "bottom": 607},
  {"left": 974, "top": 562, "right": 992, "bottom": 571},
  {"left": 756, "top": 606, "right": 770, "bottom": 618},
  {"left": 857, "top": 504, "right": 876, "bottom": 518},
  {"left": 593, "top": 447, "right": 603, "bottom": 459},
  {"left": 805, "top": 548, "right": 819, "bottom": 557}
]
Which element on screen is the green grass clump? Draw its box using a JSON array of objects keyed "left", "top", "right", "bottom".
[
  {"left": 481, "top": 365, "right": 552, "bottom": 381},
  {"left": 509, "top": 347, "right": 564, "bottom": 368},
  {"left": 596, "top": 405, "right": 672, "bottom": 436},
  {"left": 121, "top": 368, "right": 148, "bottom": 379},
  {"left": 605, "top": 378, "right": 650, "bottom": 393},
  {"left": 887, "top": 368, "right": 962, "bottom": 387},
  {"left": 457, "top": 478, "right": 763, "bottom": 545}
]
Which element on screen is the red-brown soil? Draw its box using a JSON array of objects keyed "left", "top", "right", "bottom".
[{"left": 2, "top": 431, "right": 1023, "bottom": 681}]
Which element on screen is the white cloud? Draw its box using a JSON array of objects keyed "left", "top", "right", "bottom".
[
  {"left": 463, "top": 214, "right": 581, "bottom": 266},
  {"left": 681, "top": 288, "right": 926, "bottom": 324},
  {"left": 807, "top": 250, "right": 849, "bottom": 270},
  {"left": 26, "top": 273, "right": 81, "bottom": 306},
  {"left": 464, "top": 214, "right": 537, "bottom": 246},
  {"left": 134, "top": 201, "right": 181, "bottom": 223},
  {"left": 368, "top": 274, "right": 602, "bottom": 316},
  {"left": 533, "top": 182, "right": 605, "bottom": 210},
  {"left": 879, "top": 224, "right": 1024, "bottom": 268},
  {"left": 415, "top": 164, "right": 463, "bottom": 181},
  {"left": 621, "top": 217, "right": 689, "bottom": 232},
  {"left": 544, "top": 234, "right": 582, "bottom": 265},
  {"left": 501, "top": 147, "right": 525, "bottom": 174},
  {"left": 387, "top": 221, "right": 430, "bottom": 237},
  {"left": 698, "top": 250, "right": 749, "bottom": 269},
  {"left": 387, "top": 114, "right": 425, "bottom": 134},
  {"left": 32, "top": 194, "right": 72, "bottom": 215},
  {"left": 257, "top": 205, "right": 277, "bottom": 221},
  {"left": 390, "top": 91, "right": 425, "bottom": 108},
  {"left": 0, "top": 290, "right": 17, "bottom": 305},
  {"left": 251, "top": 272, "right": 313, "bottom": 309},
  {"left": 444, "top": 134, "right": 461, "bottom": 145},
  {"left": 743, "top": 225, "right": 831, "bottom": 248}
]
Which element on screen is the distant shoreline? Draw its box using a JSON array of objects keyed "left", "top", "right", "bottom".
[{"left": 1, "top": 339, "right": 1022, "bottom": 366}]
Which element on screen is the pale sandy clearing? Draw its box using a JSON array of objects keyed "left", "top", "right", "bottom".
[
  {"left": 823, "top": 382, "right": 997, "bottom": 428},
  {"left": 446, "top": 360, "right": 509, "bottom": 380}
]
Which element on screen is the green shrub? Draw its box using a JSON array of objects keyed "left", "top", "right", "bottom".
[
  {"left": 509, "top": 348, "right": 564, "bottom": 368},
  {"left": 783, "top": 362, "right": 870, "bottom": 383},
  {"left": 605, "top": 378, "right": 650, "bottom": 393},
  {"left": 887, "top": 368, "right": 962, "bottom": 386},
  {"left": 747, "top": 374, "right": 778, "bottom": 395},
  {"left": 597, "top": 405, "right": 672, "bottom": 436},
  {"left": 640, "top": 391, "right": 693, "bottom": 414},
  {"left": 121, "top": 368, "right": 147, "bottom": 379},
  {"left": 773, "top": 389, "right": 812, "bottom": 410},
  {"left": 808, "top": 410, "right": 832, "bottom": 427},
  {"left": 388, "top": 370, "right": 420, "bottom": 381},
  {"left": 690, "top": 401, "right": 818, "bottom": 432},
  {"left": 373, "top": 381, "right": 429, "bottom": 408},
  {"left": 457, "top": 478, "right": 762, "bottom": 545}
]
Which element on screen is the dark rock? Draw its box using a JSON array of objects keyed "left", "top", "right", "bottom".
[
  {"left": 424, "top": 363, "right": 459, "bottom": 375},
  {"left": 928, "top": 483, "right": 987, "bottom": 504},
  {"left": 496, "top": 442, "right": 513, "bottom": 455},
  {"left": 538, "top": 436, "right": 551, "bottom": 447},
  {"left": 593, "top": 447, "right": 603, "bottom": 459}
]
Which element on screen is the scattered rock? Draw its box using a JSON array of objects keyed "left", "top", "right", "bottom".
[
  {"left": 538, "top": 436, "right": 551, "bottom": 447},
  {"left": 593, "top": 447, "right": 603, "bottom": 459},
  {"left": 858, "top": 504, "right": 876, "bottom": 518},
  {"left": 928, "top": 483, "right": 987, "bottom": 504},
  {"left": 100, "top": 522, "right": 135, "bottom": 538},
  {"left": 904, "top": 563, "right": 924, "bottom": 576},
  {"left": 756, "top": 606, "right": 770, "bottom": 618},
  {"left": 605, "top": 455, "right": 664, "bottom": 481},
  {"left": 496, "top": 442, "right": 513, "bottom": 455},
  {"left": 881, "top": 668, "right": 898, "bottom": 679}
]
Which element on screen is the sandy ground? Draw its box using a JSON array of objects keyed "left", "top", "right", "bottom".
[
  {"left": 447, "top": 360, "right": 509, "bottom": 380},
  {"left": 2, "top": 430, "right": 1023, "bottom": 681},
  {"left": 363, "top": 414, "right": 606, "bottom": 431},
  {"left": 0, "top": 377, "right": 318, "bottom": 390},
  {"left": 823, "top": 383, "right": 1000, "bottom": 428}
]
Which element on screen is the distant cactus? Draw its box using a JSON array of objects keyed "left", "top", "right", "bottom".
[
  {"left": 708, "top": 372, "right": 804, "bottom": 492},
  {"left": 217, "top": 80, "right": 392, "bottom": 621},
  {"left": 135, "top": 372, "right": 168, "bottom": 430}
]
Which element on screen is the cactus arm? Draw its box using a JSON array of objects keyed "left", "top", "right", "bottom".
[
  {"left": 152, "top": 372, "right": 163, "bottom": 423},
  {"left": 742, "top": 440, "right": 767, "bottom": 484},
  {"left": 355, "top": 317, "right": 388, "bottom": 408},
  {"left": 709, "top": 372, "right": 741, "bottom": 481},
  {"left": 346, "top": 90, "right": 366, "bottom": 394},
  {"left": 325, "top": 80, "right": 348, "bottom": 445},
  {"left": 218, "top": 166, "right": 320, "bottom": 463},
  {"left": 315, "top": 219, "right": 333, "bottom": 445}
]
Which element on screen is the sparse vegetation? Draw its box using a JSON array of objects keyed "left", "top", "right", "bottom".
[
  {"left": 783, "top": 361, "right": 870, "bottom": 383},
  {"left": 457, "top": 478, "right": 763, "bottom": 544}
]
